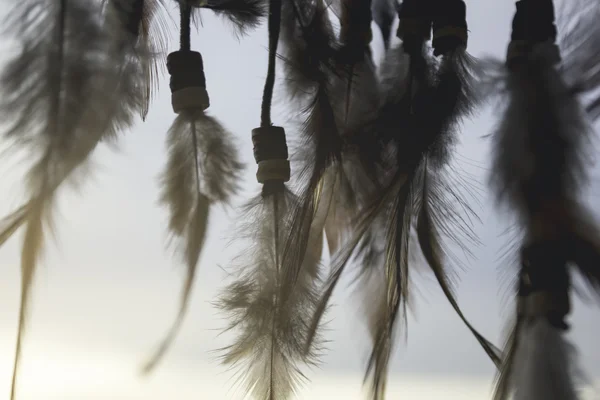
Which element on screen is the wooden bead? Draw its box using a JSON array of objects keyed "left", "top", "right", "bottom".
[
  {"left": 256, "top": 159, "right": 291, "bottom": 184},
  {"left": 251, "top": 126, "right": 288, "bottom": 163},
  {"left": 171, "top": 86, "right": 210, "bottom": 113}
]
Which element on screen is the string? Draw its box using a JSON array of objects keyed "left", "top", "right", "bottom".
[{"left": 260, "top": 0, "right": 282, "bottom": 127}]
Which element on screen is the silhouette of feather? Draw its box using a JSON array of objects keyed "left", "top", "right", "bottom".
[
  {"left": 0, "top": 2, "right": 147, "bottom": 397},
  {"left": 307, "top": 40, "right": 500, "bottom": 396},
  {"left": 107, "top": 0, "right": 172, "bottom": 119},
  {"left": 143, "top": 110, "right": 242, "bottom": 372},
  {"left": 201, "top": 0, "right": 268, "bottom": 36}
]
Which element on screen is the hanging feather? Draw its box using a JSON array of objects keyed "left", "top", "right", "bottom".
[
  {"left": 217, "top": 0, "right": 327, "bottom": 393},
  {"left": 0, "top": 1, "right": 149, "bottom": 398},
  {"left": 511, "top": 319, "right": 583, "bottom": 400},
  {"left": 323, "top": 0, "right": 383, "bottom": 253},
  {"left": 276, "top": 0, "right": 344, "bottom": 314},
  {"left": 142, "top": 2, "right": 242, "bottom": 373},
  {"left": 304, "top": 2, "right": 501, "bottom": 397},
  {"left": 217, "top": 183, "right": 325, "bottom": 399},
  {"left": 105, "top": 0, "right": 172, "bottom": 120},
  {"left": 335, "top": 0, "right": 374, "bottom": 117},
  {"left": 197, "top": 0, "right": 267, "bottom": 36},
  {"left": 483, "top": 1, "right": 600, "bottom": 398},
  {"left": 559, "top": 0, "right": 600, "bottom": 122}
]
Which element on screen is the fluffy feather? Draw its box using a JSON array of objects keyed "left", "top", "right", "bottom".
[
  {"left": 143, "top": 110, "right": 242, "bottom": 373},
  {"left": 279, "top": 0, "right": 338, "bottom": 99},
  {"left": 0, "top": 2, "right": 147, "bottom": 397},
  {"left": 484, "top": 2, "right": 600, "bottom": 394},
  {"left": 106, "top": 0, "right": 172, "bottom": 119},
  {"left": 277, "top": 0, "right": 346, "bottom": 298},
  {"left": 305, "top": 41, "right": 500, "bottom": 397},
  {"left": 508, "top": 319, "right": 584, "bottom": 400},
  {"left": 486, "top": 42, "right": 600, "bottom": 297},
  {"left": 200, "top": 0, "right": 268, "bottom": 36},
  {"left": 218, "top": 183, "right": 324, "bottom": 399}
]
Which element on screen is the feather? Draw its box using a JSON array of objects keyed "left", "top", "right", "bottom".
[
  {"left": 508, "top": 319, "right": 584, "bottom": 400},
  {"left": 365, "top": 172, "right": 414, "bottom": 400},
  {"left": 484, "top": 1, "right": 600, "bottom": 395},
  {"left": 279, "top": 86, "right": 342, "bottom": 296},
  {"left": 307, "top": 40, "right": 500, "bottom": 396},
  {"left": 486, "top": 43, "right": 600, "bottom": 294},
  {"left": 416, "top": 164, "right": 501, "bottom": 366},
  {"left": 217, "top": 183, "right": 323, "bottom": 399},
  {"left": 304, "top": 171, "right": 402, "bottom": 356},
  {"left": 279, "top": 0, "right": 338, "bottom": 99},
  {"left": 276, "top": 0, "right": 345, "bottom": 303},
  {"left": 359, "top": 260, "right": 389, "bottom": 400},
  {"left": 493, "top": 317, "right": 522, "bottom": 400},
  {"left": 371, "top": 0, "right": 395, "bottom": 50},
  {"left": 127, "top": 0, "right": 172, "bottom": 119},
  {"left": 199, "top": 0, "right": 267, "bottom": 36},
  {"left": 559, "top": 0, "right": 600, "bottom": 121},
  {"left": 143, "top": 110, "right": 242, "bottom": 373},
  {"left": 0, "top": 2, "right": 146, "bottom": 397},
  {"left": 105, "top": 0, "right": 170, "bottom": 119},
  {"left": 335, "top": 0, "right": 374, "bottom": 120}
]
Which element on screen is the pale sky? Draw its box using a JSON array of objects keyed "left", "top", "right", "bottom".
[{"left": 0, "top": 1, "right": 599, "bottom": 399}]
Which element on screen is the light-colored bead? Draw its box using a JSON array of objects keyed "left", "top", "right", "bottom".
[
  {"left": 171, "top": 86, "right": 210, "bottom": 114},
  {"left": 256, "top": 159, "right": 291, "bottom": 184}
]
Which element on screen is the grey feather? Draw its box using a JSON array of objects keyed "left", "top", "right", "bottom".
[
  {"left": 218, "top": 185, "right": 323, "bottom": 399},
  {"left": 0, "top": 2, "right": 147, "bottom": 398},
  {"left": 510, "top": 319, "right": 584, "bottom": 400},
  {"left": 143, "top": 110, "right": 242, "bottom": 373}
]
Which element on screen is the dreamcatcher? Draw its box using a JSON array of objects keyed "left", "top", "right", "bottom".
[{"left": 0, "top": 0, "right": 599, "bottom": 399}]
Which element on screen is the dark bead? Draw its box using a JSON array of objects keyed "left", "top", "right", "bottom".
[
  {"left": 519, "top": 240, "right": 570, "bottom": 296},
  {"left": 167, "top": 51, "right": 207, "bottom": 93},
  {"left": 511, "top": 0, "right": 557, "bottom": 43},
  {"left": 252, "top": 126, "right": 289, "bottom": 163},
  {"left": 431, "top": 0, "right": 468, "bottom": 55}
]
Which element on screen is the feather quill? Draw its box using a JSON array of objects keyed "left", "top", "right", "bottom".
[
  {"left": 143, "top": 110, "right": 242, "bottom": 373},
  {"left": 0, "top": 1, "right": 147, "bottom": 397}
]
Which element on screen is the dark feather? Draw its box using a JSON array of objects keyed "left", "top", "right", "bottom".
[
  {"left": 202, "top": 0, "right": 268, "bottom": 36},
  {"left": 416, "top": 164, "right": 501, "bottom": 367},
  {"left": 0, "top": 2, "right": 146, "bottom": 397},
  {"left": 484, "top": 4, "right": 600, "bottom": 396},
  {"left": 279, "top": 0, "right": 339, "bottom": 99}
]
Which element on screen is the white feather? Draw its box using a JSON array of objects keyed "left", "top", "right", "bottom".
[{"left": 511, "top": 319, "right": 584, "bottom": 400}]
